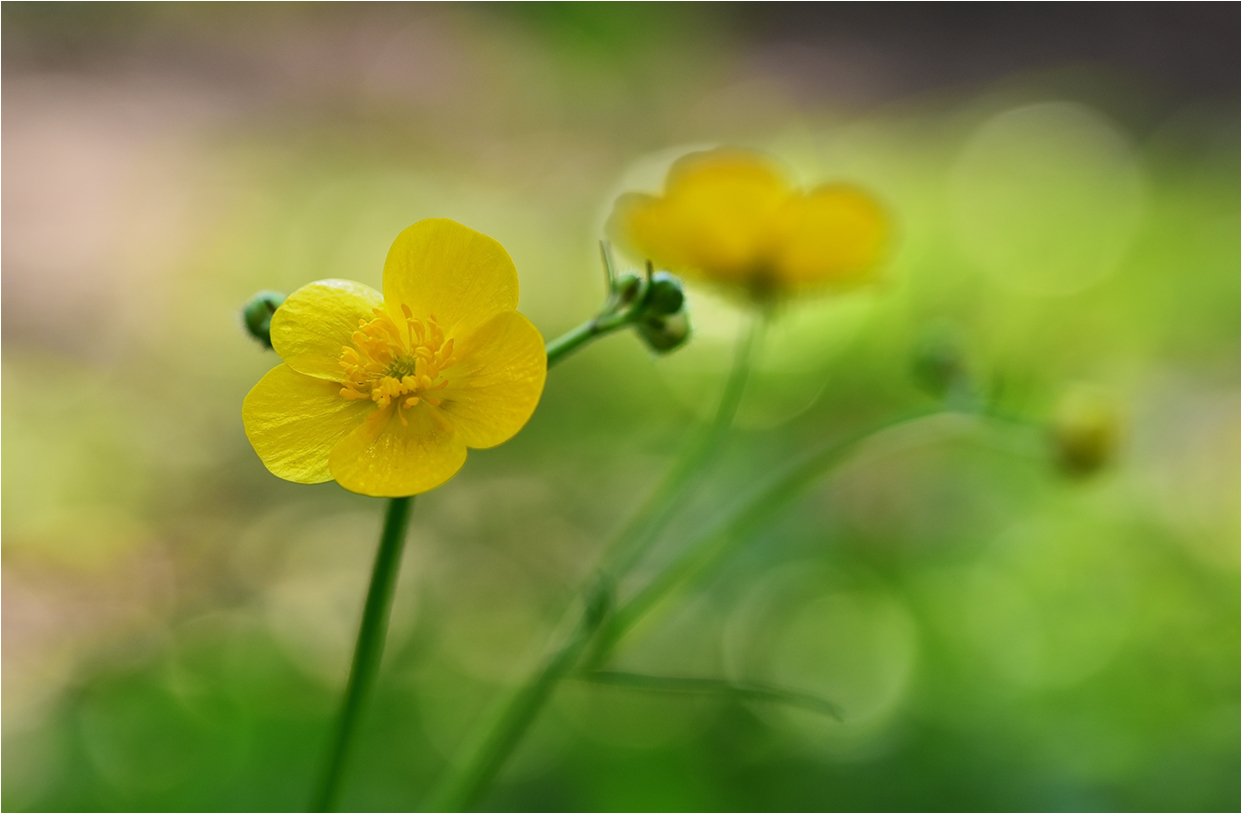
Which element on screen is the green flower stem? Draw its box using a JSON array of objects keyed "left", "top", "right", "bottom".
[
  {"left": 427, "top": 315, "right": 761, "bottom": 811},
  {"left": 597, "top": 312, "right": 763, "bottom": 580},
  {"left": 314, "top": 495, "right": 414, "bottom": 812},
  {"left": 596, "top": 409, "right": 1040, "bottom": 658},
  {"left": 545, "top": 310, "right": 635, "bottom": 368},
  {"left": 427, "top": 617, "right": 595, "bottom": 812},
  {"left": 428, "top": 408, "right": 1025, "bottom": 810},
  {"left": 314, "top": 303, "right": 644, "bottom": 811}
]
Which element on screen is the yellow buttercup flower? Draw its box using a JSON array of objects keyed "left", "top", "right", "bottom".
[
  {"left": 243, "top": 219, "right": 547, "bottom": 497},
  {"left": 610, "top": 148, "right": 889, "bottom": 301}
]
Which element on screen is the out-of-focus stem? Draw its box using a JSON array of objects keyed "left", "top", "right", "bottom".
[
  {"left": 427, "top": 619, "right": 595, "bottom": 812},
  {"left": 313, "top": 496, "right": 413, "bottom": 812},
  {"left": 596, "top": 410, "right": 1046, "bottom": 656},
  {"left": 578, "top": 671, "right": 843, "bottom": 720},
  {"left": 594, "top": 312, "right": 763, "bottom": 581},
  {"left": 427, "top": 315, "right": 760, "bottom": 811}
]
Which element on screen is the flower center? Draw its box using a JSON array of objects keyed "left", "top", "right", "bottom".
[{"left": 338, "top": 304, "right": 458, "bottom": 425}]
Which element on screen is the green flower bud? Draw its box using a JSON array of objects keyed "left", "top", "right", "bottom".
[
  {"left": 615, "top": 273, "right": 644, "bottom": 306},
  {"left": 242, "top": 291, "right": 286, "bottom": 349},
  {"left": 645, "top": 271, "right": 685, "bottom": 316},
  {"left": 911, "top": 321, "right": 966, "bottom": 399},
  {"left": 636, "top": 309, "right": 691, "bottom": 354},
  {"left": 1051, "top": 385, "right": 1123, "bottom": 477}
]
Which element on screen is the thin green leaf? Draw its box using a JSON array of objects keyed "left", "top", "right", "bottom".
[{"left": 578, "top": 670, "right": 844, "bottom": 721}]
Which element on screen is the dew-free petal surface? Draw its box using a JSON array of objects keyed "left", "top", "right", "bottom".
[
  {"left": 242, "top": 363, "right": 374, "bottom": 483},
  {"left": 270, "top": 279, "right": 384, "bottom": 380},
  {"left": 440, "top": 310, "right": 547, "bottom": 449},
  {"left": 776, "top": 184, "right": 889, "bottom": 290},
  {"left": 328, "top": 403, "right": 468, "bottom": 497},
  {"left": 382, "top": 218, "right": 519, "bottom": 341},
  {"left": 617, "top": 149, "right": 790, "bottom": 286}
]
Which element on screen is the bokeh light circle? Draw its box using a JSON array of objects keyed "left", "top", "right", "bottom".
[
  {"left": 654, "top": 285, "right": 877, "bottom": 429},
  {"left": 949, "top": 102, "right": 1145, "bottom": 296},
  {"left": 724, "top": 563, "right": 917, "bottom": 756}
]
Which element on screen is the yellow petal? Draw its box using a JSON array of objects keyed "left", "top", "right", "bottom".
[
  {"left": 270, "top": 279, "right": 384, "bottom": 380},
  {"left": 243, "top": 364, "right": 374, "bottom": 483},
  {"left": 613, "top": 149, "right": 790, "bottom": 286},
  {"left": 328, "top": 403, "right": 467, "bottom": 497},
  {"left": 382, "top": 219, "right": 519, "bottom": 341},
  {"left": 439, "top": 311, "right": 547, "bottom": 449},
  {"left": 774, "top": 184, "right": 889, "bottom": 290}
]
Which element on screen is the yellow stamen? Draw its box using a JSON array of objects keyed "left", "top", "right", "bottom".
[{"left": 337, "top": 305, "right": 455, "bottom": 416}]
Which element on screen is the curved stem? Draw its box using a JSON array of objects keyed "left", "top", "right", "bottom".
[
  {"left": 427, "top": 315, "right": 761, "bottom": 811},
  {"left": 598, "top": 312, "right": 763, "bottom": 579},
  {"left": 427, "top": 620, "right": 595, "bottom": 812},
  {"left": 313, "top": 496, "right": 413, "bottom": 812},
  {"left": 598, "top": 410, "right": 1034, "bottom": 656},
  {"left": 545, "top": 310, "right": 634, "bottom": 368}
]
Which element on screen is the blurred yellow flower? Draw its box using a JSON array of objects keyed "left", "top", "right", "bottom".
[
  {"left": 610, "top": 148, "right": 889, "bottom": 301},
  {"left": 243, "top": 219, "right": 546, "bottom": 497}
]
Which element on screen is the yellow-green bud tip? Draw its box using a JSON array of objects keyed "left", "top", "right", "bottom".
[{"left": 1051, "top": 385, "right": 1124, "bottom": 477}]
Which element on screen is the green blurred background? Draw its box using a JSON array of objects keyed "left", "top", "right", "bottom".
[{"left": 3, "top": 4, "right": 1238, "bottom": 810}]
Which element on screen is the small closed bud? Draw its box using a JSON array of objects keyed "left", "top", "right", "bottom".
[
  {"left": 911, "top": 321, "right": 966, "bottom": 399},
  {"left": 242, "top": 291, "right": 286, "bottom": 349},
  {"left": 1051, "top": 385, "right": 1123, "bottom": 477},
  {"left": 636, "top": 309, "right": 691, "bottom": 354},
  {"left": 615, "top": 273, "right": 643, "bottom": 306},
  {"left": 645, "top": 271, "right": 685, "bottom": 316}
]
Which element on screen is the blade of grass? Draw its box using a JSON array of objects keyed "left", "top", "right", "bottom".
[{"left": 578, "top": 670, "right": 844, "bottom": 721}]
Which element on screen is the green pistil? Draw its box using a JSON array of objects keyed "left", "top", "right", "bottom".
[{"left": 386, "top": 355, "right": 418, "bottom": 379}]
